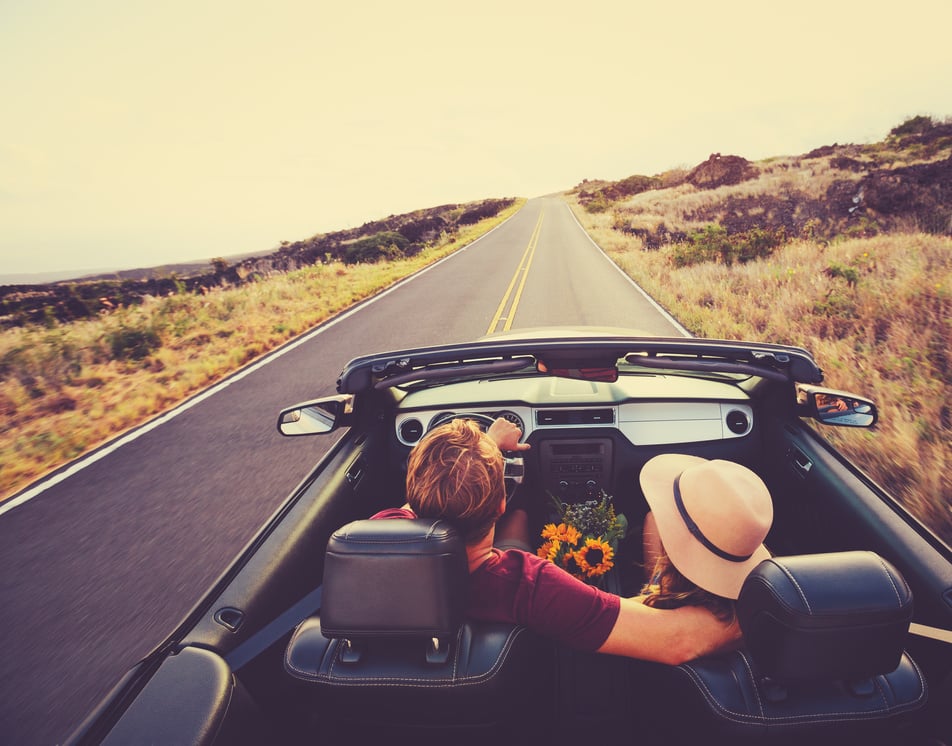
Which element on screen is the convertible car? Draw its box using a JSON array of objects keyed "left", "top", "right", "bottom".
[{"left": 69, "top": 330, "right": 951, "bottom": 745}]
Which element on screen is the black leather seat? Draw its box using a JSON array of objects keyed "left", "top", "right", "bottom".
[
  {"left": 284, "top": 518, "right": 553, "bottom": 743},
  {"left": 631, "top": 551, "right": 928, "bottom": 745}
]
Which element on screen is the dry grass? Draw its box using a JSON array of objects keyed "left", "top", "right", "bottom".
[
  {"left": 569, "top": 194, "right": 952, "bottom": 543},
  {"left": 0, "top": 200, "right": 525, "bottom": 501}
]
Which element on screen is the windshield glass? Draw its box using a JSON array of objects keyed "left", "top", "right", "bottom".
[{"left": 618, "top": 360, "right": 754, "bottom": 383}]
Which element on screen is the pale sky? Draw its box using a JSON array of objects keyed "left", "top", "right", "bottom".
[{"left": 2, "top": 0, "right": 951, "bottom": 278}]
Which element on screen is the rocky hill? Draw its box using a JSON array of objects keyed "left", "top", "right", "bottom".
[
  {"left": 0, "top": 198, "right": 515, "bottom": 328},
  {"left": 575, "top": 116, "right": 952, "bottom": 252}
]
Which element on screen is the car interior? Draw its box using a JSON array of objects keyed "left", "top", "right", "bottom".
[{"left": 81, "top": 339, "right": 952, "bottom": 746}]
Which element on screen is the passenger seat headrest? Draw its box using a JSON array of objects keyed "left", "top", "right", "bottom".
[
  {"left": 320, "top": 518, "right": 468, "bottom": 640},
  {"left": 737, "top": 550, "right": 913, "bottom": 681}
]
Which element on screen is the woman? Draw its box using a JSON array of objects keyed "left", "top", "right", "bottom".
[{"left": 637, "top": 454, "right": 774, "bottom": 623}]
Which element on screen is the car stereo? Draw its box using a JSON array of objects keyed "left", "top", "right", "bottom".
[{"left": 538, "top": 438, "right": 613, "bottom": 502}]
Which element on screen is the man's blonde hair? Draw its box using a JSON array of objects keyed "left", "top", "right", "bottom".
[{"left": 406, "top": 419, "right": 505, "bottom": 543}]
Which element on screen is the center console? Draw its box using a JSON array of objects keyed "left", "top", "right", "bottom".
[{"left": 538, "top": 437, "right": 613, "bottom": 503}]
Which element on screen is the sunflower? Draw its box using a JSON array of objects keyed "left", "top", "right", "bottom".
[
  {"left": 576, "top": 537, "right": 615, "bottom": 578},
  {"left": 540, "top": 522, "right": 581, "bottom": 546},
  {"left": 536, "top": 538, "right": 562, "bottom": 562},
  {"left": 561, "top": 550, "right": 585, "bottom": 579}
]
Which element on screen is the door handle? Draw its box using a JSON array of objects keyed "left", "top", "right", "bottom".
[{"left": 789, "top": 447, "right": 813, "bottom": 478}]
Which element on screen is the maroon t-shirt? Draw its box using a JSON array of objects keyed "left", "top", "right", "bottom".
[{"left": 370, "top": 508, "right": 620, "bottom": 652}]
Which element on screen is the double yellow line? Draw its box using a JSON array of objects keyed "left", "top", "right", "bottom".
[{"left": 485, "top": 209, "right": 544, "bottom": 335}]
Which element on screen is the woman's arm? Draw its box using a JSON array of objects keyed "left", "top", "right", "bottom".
[
  {"left": 641, "top": 511, "right": 662, "bottom": 583},
  {"left": 597, "top": 597, "right": 741, "bottom": 665}
]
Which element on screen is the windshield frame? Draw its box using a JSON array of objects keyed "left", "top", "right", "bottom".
[{"left": 336, "top": 334, "right": 824, "bottom": 394}]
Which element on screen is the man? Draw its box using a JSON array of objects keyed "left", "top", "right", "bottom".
[{"left": 374, "top": 417, "right": 744, "bottom": 664}]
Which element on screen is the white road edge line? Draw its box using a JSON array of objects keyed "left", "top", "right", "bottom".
[
  {"left": 0, "top": 210, "right": 520, "bottom": 517},
  {"left": 910, "top": 622, "right": 952, "bottom": 645},
  {"left": 564, "top": 202, "right": 691, "bottom": 339}
]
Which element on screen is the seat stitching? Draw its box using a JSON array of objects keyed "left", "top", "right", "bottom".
[
  {"left": 737, "top": 651, "right": 764, "bottom": 718},
  {"left": 677, "top": 657, "right": 925, "bottom": 725},
  {"left": 451, "top": 626, "right": 462, "bottom": 679},
  {"left": 775, "top": 562, "right": 812, "bottom": 613},
  {"left": 908, "top": 653, "right": 929, "bottom": 704},
  {"left": 283, "top": 624, "right": 313, "bottom": 678},
  {"left": 871, "top": 673, "right": 889, "bottom": 709},
  {"left": 872, "top": 555, "right": 905, "bottom": 607}
]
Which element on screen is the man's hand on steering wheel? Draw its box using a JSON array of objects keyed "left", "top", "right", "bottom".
[
  {"left": 487, "top": 417, "right": 531, "bottom": 453},
  {"left": 425, "top": 411, "right": 530, "bottom": 454}
]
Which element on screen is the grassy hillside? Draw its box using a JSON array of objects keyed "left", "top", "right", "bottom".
[
  {"left": 567, "top": 114, "right": 951, "bottom": 542},
  {"left": 0, "top": 199, "right": 524, "bottom": 500}
]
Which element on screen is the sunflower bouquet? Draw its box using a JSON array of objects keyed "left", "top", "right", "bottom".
[{"left": 537, "top": 492, "right": 628, "bottom": 585}]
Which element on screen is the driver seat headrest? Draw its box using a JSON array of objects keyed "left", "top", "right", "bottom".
[{"left": 319, "top": 518, "right": 468, "bottom": 642}]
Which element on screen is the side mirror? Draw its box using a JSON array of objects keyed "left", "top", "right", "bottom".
[
  {"left": 277, "top": 395, "right": 354, "bottom": 436},
  {"left": 796, "top": 385, "right": 878, "bottom": 428}
]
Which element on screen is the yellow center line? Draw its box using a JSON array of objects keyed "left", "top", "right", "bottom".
[{"left": 485, "top": 209, "right": 544, "bottom": 335}]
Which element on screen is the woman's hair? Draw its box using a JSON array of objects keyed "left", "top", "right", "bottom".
[
  {"left": 640, "top": 551, "right": 737, "bottom": 623},
  {"left": 406, "top": 419, "right": 505, "bottom": 544}
]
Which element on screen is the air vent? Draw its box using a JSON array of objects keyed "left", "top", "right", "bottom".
[
  {"left": 399, "top": 418, "right": 424, "bottom": 444},
  {"left": 537, "top": 409, "right": 614, "bottom": 426},
  {"left": 725, "top": 410, "right": 750, "bottom": 435}
]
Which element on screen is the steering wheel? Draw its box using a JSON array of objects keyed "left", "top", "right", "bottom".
[{"left": 426, "top": 411, "right": 499, "bottom": 433}]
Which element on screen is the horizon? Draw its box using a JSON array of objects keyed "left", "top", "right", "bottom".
[{"left": 3, "top": 0, "right": 951, "bottom": 277}]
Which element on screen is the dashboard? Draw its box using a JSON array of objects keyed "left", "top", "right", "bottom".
[
  {"left": 395, "top": 401, "right": 753, "bottom": 448},
  {"left": 392, "top": 374, "right": 755, "bottom": 502}
]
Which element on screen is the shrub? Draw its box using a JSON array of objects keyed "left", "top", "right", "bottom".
[
  {"left": 398, "top": 216, "right": 446, "bottom": 243},
  {"left": 674, "top": 225, "right": 786, "bottom": 267},
  {"left": 825, "top": 262, "right": 860, "bottom": 286},
  {"left": 733, "top": 226, "right": 786, "bottom": 263},
  {"left": 344, "top": 231, "right": 410, "bottom": 264},
  {"left": 890, "top": 115, "right": 936, "bottom": 138},
  {"left": 107, "top": 323, "right": 161, "bottom": 361},
  {"left": 583, "top": 194, "right": 612, "bottom": 214},
  {"left": 675, "top": 225, "right": 732, "bottom": 266}
]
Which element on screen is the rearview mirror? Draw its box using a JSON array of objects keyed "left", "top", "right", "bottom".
[
  {"left": 797, "top": 385, "right": 878, "bottom": 428},
  {"left": 536, "top": 360, "right": 619, "bottom": 383},
  {"left": 277, "top": 395, "right": 353, "bottom": 436}
]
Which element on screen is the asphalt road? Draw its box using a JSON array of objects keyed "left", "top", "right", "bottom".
[{"left": 0, "top": 196, "right": 686, "bottom": 745}]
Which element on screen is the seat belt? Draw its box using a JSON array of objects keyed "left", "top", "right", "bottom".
[{"left": 223, "top": 586, "right": 322, "bottom": 671}]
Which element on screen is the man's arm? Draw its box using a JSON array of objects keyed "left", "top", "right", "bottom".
[{"left": 597, "top": 597, "right": 741, "bottom": 665}]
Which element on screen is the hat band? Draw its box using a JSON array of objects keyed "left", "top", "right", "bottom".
[{"left": 673, "top": 475, "right": 753, "bottom": 563}]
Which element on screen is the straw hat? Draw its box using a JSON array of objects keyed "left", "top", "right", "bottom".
[{"left": 639, "top": 454, "right": 773, "bottom": 600}]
